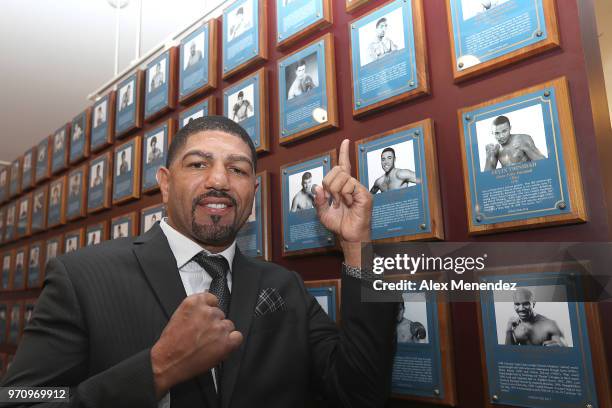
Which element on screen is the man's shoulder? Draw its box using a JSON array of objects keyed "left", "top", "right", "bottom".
[{"left": 53, "top": 238, "right": 141, "bottom": 278}]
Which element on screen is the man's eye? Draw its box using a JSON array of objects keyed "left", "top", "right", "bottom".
[
  {"left": 189, "top": 162, "right": 206, "bottom": 169},
  {"left": 229, "top": 167, "right": 246, "bottom": 175}
]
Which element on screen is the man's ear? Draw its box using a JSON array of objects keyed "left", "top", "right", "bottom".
[{"left": 157, "top": 167, "right": 170, "bottom": 205}]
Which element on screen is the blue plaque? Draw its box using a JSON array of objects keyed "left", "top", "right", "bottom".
[
  {"left": 64, "top": 230, "right": 83, "bottom": 254},
  {"left": 31, "top": 187, "right": 47, "bottom": 233},
  {"left": 222, "top": 0, "right": 267, "bottom": 78},
  {"left": 45, "top": 237, "right": 60, "bottom": 265},
  {"left": 35, "top": 137, "right": 51, "bottom": 183},
  {"left": 224, "top": 69, "right": 267, "bottom": 152},
  {"left": 0, "top": 167, "right": 8, "bottom": 202},
  {"left": 9, "top": 159, "right": 20, "bottom": 198},
  {"left": 0, "top": 208, "right": 4, "bottom": 244},
  {"left": 281, "top": 153, "right": 335, "bottom": 255},
  {"left": 448, "top": 0, "right": 559, "bottom": 79},
  {"left": 350, "top": 0, "right": 427, "bottom": 116},
  {"left": 27, "top": 244, "right": 41, "bottom": 288},
  {"left": 66, "top": 167, "right": 86, "bottom": 220},
  {"left": 142, "top": 122, "right": 171, "bottom": 193},
  {"left": 16, "top": 196, "right": 30, "bottom": 237},
  {"left": 112, "top": 138, "right": 140, "bottom": 204},
  {"left": 46, "top": 177, "right": 65, "bottom": 228},
  {"left": 91, "top": 93, "right": 115, "bottom": 152},
  {"left": 141, "top": 204, "right": 165, "bottom": 234},
  {"left": 115, "top": 72, "right": 142, "bottom": 137},
  {"left": 88, "top": 153, "right": 110, "bottom": 213},
  {"left": 0, "top": 304, "right": 6, "bottom": 342},
  {"left": 479, "top": 271, "right": 600, "bottom": 408},
  {"left": 180, "top": 21, "right": 217, "bottom": 102},
  {"left": 145, "top": 49, "right": 175, "bottom": 121},
  {"left": 4, "top": 203, "right": 16, "bottom": 242},
  {"left": 24, "top": 302, "right": 35, "bottom": 326},
  {"left": 8, "top": 304, "right": 19, "bottom": 344},
  {"left": 86, "top": 222, "right": 107, "bottom": 247},
  {"left": 179, "top": 97, "right": 213, "bottom": 129},
  {"left": 357, "top": 121, "right": 443, "bottom": 241},
  {"left": 69, "top": 111, "right": 89, "bottom": 164},
  {"left": 21, "top": 149, "right": 34, "bottom": 191},
  {"left": 305, "top": 283, "right": 338, "bottom": 321},
  {"left": 51, "top": 125, "right": 69, "bottom": 174},
  {"left": 12, "top": 250, "right": 25, "bottom": 289},
  {"left": 237, "top": 173, "right": 268, "bottom": 259},
  {"left": 276, "top": 0, "right": 331, "bottom": 47},
  {"left": 1, "top": 254, "right": 10, "bottom": 290},
  {"left": 392, "top": 291, "right": 446, "bottom": 400},
  {"left": 112, "top": 213, "right": 135, "bottom": 239},
  {"left": 278, "top": 34, "right": 338, "bottom": 143},
  {"left": 460, "top": 79, "right": 586, "bottom": 233}
]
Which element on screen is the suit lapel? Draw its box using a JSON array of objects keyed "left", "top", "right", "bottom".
[
  {"left": 221, "top": 249, "right": 261, "bottom": 408},
  {"left": 132, "top": 223, "right": 219, "bottom": 408},
  {"left": 133, "top": 224, "right": 186, "bottom": 319}
]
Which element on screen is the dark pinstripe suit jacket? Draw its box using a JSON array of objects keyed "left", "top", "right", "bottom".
[{"left": 1, "top": 224, "right": 397, "bottom": 407}]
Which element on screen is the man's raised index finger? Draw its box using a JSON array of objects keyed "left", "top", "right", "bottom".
[{"left": 338, "top": 139, "right": 351, "bottom": 172}]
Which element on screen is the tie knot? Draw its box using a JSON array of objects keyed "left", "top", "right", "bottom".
[{"left": 193, "top": 253, "right": 230, "bottom": 279}]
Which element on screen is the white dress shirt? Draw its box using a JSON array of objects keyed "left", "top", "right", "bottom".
[
  {"left": 159, "top": 218, "right": 234, "bottom": 295},
  {"left": 157, "top": 218, "right": 236, "bottom": 407}
]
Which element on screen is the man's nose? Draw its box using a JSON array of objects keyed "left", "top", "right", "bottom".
[{"left": 204, "top": 161, "right": 230, "bottom": 190}]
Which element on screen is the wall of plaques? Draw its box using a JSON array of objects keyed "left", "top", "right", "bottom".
[{"left": 1, "top": 1, "right": 612, "bottom": 407}]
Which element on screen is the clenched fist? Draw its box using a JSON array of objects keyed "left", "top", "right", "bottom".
[{"left": 150, "top": 292, "right": 243, "bottom": 398}]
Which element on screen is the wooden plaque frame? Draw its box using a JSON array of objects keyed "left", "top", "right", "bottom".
[
  {"left": 111, "top": 211, "right": 140, "bottom": 239},
  {"left": 223, "top": 67, "right": 269, "bottom": 154},
  {"left": 69, "top": 108, "right": 92, "bottom": 165},
  {"left": 87, "top": 151, "right": 113, "bottom": 214},
  {"left": 115, "top": 70, "right": 145, "bottom": 139},
  {"left": 34, "top": 135, "right": 52, "bottom": 185},
  {"left": 86, "top": 221, "right": 110, "bottom": 246},
  {"left": 142, "top": 118, "right": 175, "bottom": 195},
  {"left": 31, "top": 185, "right": 48, "bottom": 234},
  {"left": 51, "top": 123, "right": 71, "bottom": 175},
  {"left": 349, "top": 0, "right": 429, "bottom": 118},
  {"left": 91, "top": 91, "right": 117, "bottom": 153},
  {"left": 446, "top": 0, "right": 560, "bottom": 82},
  {"left": 66, "top": 164, "right": 88, "bottom": 222},
  {"left": 222, "top": 0, "right": 269, "bottom": 80},
  {"left": 475, "top": 263, "right": 612, "bottom": 408},
  {"left": 15, "top": 193, "right": 32, "bottom": 239},
  {"left": 280, "top": 149, "right": 338, "bottom": 257},
  {"left": 458, "top": 77, "right": 587, "bottom": 235},
  {"left": 47, "top": 175, "right": 67, "bottom": 229},
  {"left": 388, "top": 272, "right": 457, "bottom": 406},
  {"left": 278, "top": 33, "right": 339, "bottom": 145},
  {"left": 144, "top": 47, "right": 179, "bottom": 123},
  {"left": 179, "top": 19, "right": 219, "bottom": 104},
  {"left": 112, "top": 136, "right": 142, "bottom": 205},
  {"left": 346, "top": 0, "right": 371, "bottom": 13},
  {"left": 63, "top": 227, "right": 85, "bottom": 254},
  {"left": 276, "top": 0, "right": 333, "bottom": 49},
  {"left": 304, "top": 278, "right": 341, "bottom": 322},
  {"left": 355, "top": 119, "right": 444, "bottom": 242}
]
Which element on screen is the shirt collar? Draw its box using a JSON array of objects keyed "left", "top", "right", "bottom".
[{"left": 159, "top": 218, "right": 235, "bottom": 271}]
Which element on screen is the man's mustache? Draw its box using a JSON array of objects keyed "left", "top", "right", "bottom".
[{"left": 192, "top": 190, "right": 238, "bottom": 208}]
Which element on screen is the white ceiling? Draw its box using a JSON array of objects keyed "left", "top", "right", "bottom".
[{"left": 0, "top": 0, "right": 226, "bottom": 163}]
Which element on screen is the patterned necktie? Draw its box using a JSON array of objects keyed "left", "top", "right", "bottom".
[{"left": 193, "top": 252, "right": 231, "bottom": 314}]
